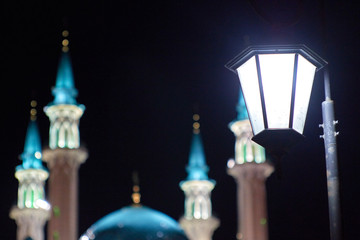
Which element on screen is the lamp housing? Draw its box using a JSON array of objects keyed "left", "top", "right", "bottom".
[{"left": 226, "top": 45, "right": 327, "bottom": 152}]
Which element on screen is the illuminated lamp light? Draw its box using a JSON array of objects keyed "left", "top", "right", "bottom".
[{"left": 226, "top": 45, "right": 326, "bottom": 154}]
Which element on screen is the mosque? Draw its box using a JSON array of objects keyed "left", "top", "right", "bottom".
[{"left": 9, "top": 31, "right": 273, "bottom": 240}]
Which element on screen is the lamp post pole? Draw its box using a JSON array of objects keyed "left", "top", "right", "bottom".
[{"left": 320, "top": 67, "right": 341, "bottom": 240}]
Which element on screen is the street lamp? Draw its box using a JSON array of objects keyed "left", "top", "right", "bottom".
[{"left": 226, "top": 45, "right": 341, "bottom": 240}]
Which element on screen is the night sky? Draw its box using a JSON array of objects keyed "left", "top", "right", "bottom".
[{"left": 1, "top": 1, "right": 360, "bottom": 240}]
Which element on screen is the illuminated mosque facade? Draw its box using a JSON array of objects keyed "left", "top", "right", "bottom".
[{"left": 10, "top": 32, "right": 273, "bottom": 240}]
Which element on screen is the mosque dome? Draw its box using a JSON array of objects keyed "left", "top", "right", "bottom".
[{"left": 80, "top": 205, "right": 188, "bottom": 240}]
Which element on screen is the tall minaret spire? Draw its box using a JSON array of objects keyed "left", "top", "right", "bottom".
[
  {"left": 46, "top": 30, "right": 84, "bottom": 149},
  {"left": 10, "top": 101, "right": 51, "bottom": 240},
  {"left": 227, "top": 89, "right": 274, "bottom": 240},
  {"left": 179, "top": 114, "right": 219, "bottom": 240},
  {"left": 43, "top": 30, "right": 88, "bottom": 240}
]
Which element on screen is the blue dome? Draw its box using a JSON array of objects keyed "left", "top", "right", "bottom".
[{"left": 81, "top": 206, "right": 188, "bottom": 240}]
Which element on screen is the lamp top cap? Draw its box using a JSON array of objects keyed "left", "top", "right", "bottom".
[{"left": 226, "top": 44, "right": 328, "bottom": 73}]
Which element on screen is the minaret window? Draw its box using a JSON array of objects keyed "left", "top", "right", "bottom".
[
  {"left": 195, "top": 195, "right": 206, "bottom": 219},
  {"left": 22, "top": 189, "right": 27, "bottom": 208},
  {"left": 71, "top": 121, "right": 80, "bottom": 147},
  {"left": 49, "top": 114, "right": 80, "bottom": 149},
  {"left": 18, "top": 185, "right": 25, "bottom": 208},
  {"left": 245, "top": 138, "right": 254, "bottom": 162},
  {"left": 193, "top": 199, "right": 201, "bottom": 219},
  {"left": 58, "top": 121, "right": 70, "bottom": 148},
  {"left": 184, "top": 194, "right": 194, "bottom": 219},
  {"left": 234, "top": 129, "right": 266, "bottom": 164},
  {"left": 17, "top": 176, "right": 47, "bottom": 209},
  {"left": 24, "top": 183, "right": 36, "bottom": 208},
  {"left": 50, "top": 120, "right": 61, "bottom": 149},
  {"left": 254, "top": 144, "right": 266, "bottom": 163}
]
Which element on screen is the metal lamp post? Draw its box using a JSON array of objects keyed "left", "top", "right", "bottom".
[{"left": 226, "top": 45, "right": 341, "bottom": 240}]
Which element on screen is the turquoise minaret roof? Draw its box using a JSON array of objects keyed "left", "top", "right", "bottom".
[
  {"left": 17, "top": 119, "right": 45, "bottom": 170},
  {"left": 50, "top": 52, "right": 79, "bottom": 106},
  {"left": 236, "top": 89, "right": 249, "bottom": 121},
  {"left": 185, "top": 131, "right": 209, "bottom": 181}
]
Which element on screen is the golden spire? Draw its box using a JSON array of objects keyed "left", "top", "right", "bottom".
[
  {"left": 30, "top": 100, "right": 37, "bottom": 121},
  {"left": 62, "top": 30, "right": 70, "bottom": 53},
  {"left": 193, "top": 113, "right": 200, "bottom": 134},
  {"left": 131, "top": 171, "right": 141, "bottom": 206}
]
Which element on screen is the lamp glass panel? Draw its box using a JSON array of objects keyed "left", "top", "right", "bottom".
[
  {"left": 236, "top": 56, "right": 264, "bottom": 134},
  {"left": 292, "top": 55, "right": 317, "bottom": 133},
  {"left": 259, "top": 54, "right": 295, "bottom": 128}
]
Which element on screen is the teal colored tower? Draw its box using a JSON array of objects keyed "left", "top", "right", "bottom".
[
  {"left": 179, "top": 114, "right": 219, "bottom": 240},
  {"left": 45, "top": 36, "right": 85, "bottom": 149},
  {"left": 227, "top": 89, "right": 274, "bottom": 240},
  {"left": 50, "top": 52, "right": 81, "bottom": 106},
  {"left": 185, "top": 128, "right": 210, "bottom": 181},
  {"left": 236, "top": 88, "right": 249, "bottom": 121},
  {"left": 10, "top": 101, "right": 50, "bottom": 240},
  {"left": 43, "top": 30, "right": 88, "bottom": 240},
  {"left": 18, "top": 118, "right": 44, "bottom": 171}
]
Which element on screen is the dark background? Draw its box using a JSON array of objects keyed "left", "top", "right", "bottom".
[{"left": 1, "top": 1, "right": 360, "bottom": 239}]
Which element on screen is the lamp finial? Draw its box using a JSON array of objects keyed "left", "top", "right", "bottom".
[
  {"left": 193, "top": 114, "right": 200, "bottom": 134},
  {"left": 62, "top": 30, "right": 70, "bottom": 53},
  {"left": 131, "top": 171, "right": 141, "bottom": 206},
  {"left": 30, "top": 100, "right": 37, "bottom": 120}
]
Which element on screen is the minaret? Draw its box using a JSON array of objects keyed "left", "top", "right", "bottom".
[
  {"left": 179, "top": 114, "right": 219, "bottom": 240},
  {"left": 227, "top": 89, "right": 274, "bottom": 240},
  {"left": 42, "top": 30, "right": 88, "bottom": 240},
  {"left": 10, "top": 101, "right": 51, "bottom": 240}
]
